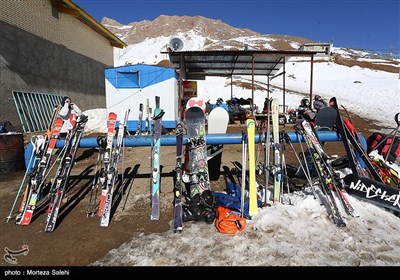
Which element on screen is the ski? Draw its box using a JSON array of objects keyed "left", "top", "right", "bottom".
[
  {"left": 10, "top": 135, "right": 45, "bottom": 223},
  {"left": 86, "top": 136, "right": 107, "bottom": 217},
  {"left": 271, "top": 98, "right": 281, "bottom": 204},
  {"left": 100, "top": 110, "right": 129, "bottom": 227},
  {"left": 45, "top": 114, "right": 88, "bottom": 232},
  {"left": 98, "top": 112, "right": 117, "bottom": 217},
  {"left": 136, "top": 103, "right": 143, "bottom": 135},
  {"left": 173, "top": 122, "right": 184, "bottom": 232},
  {"left": 300, "top": 120, "right": 347, "bottom": 226},
  {"left": 150, "top": 107, "right": 165, "bottom": 220},
  {"left": 246, "top": 118, "right": 258, "bottom": 216},
  {"left": 330, "top": 97, "right": 382, "bottom": 182},
  {"left": 16, "top": 115, "right": 64, "bottom": 226},
  {"left": 145, "top": 98, "right": 151, "bottom": 135}
]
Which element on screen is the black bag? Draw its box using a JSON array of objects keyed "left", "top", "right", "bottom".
[{"left": 0, "top": 121, "right": 16, "bottom": 133}]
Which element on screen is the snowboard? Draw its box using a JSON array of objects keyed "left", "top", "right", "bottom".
[
  {"left": 186, "top": 106, "right": 210, "bottom": 198},
  {"left": 207, "top": 107, "right": 229, "bottom": 181},
  {"left": 186, "top": 97, "right": 206, "bottom": 113},
  {"left": 314, "top": 106, "right": 337, "bottom": 131}
]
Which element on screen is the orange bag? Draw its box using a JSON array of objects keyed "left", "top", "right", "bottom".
[{"left": 215, "top": 206, "right": 246, "bottom": 234}]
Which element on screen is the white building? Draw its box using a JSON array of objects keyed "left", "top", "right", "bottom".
[{"left": 105, "top": 64, "right": 178, "bottom": 131}]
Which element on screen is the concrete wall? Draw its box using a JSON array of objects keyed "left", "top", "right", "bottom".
[{"left": 0, "top": 21, "right": 108, "bottom": 132}]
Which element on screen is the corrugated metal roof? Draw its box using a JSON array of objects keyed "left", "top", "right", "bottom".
[{"left": 164, "top": 49, "right": 318, "bottom": 79}]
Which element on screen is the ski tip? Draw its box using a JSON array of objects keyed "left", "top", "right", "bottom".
[{"left": 154, "top": 109, "right": 165, "bottom": 120}]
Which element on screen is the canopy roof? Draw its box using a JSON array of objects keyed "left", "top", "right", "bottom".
[{"left": 164, "top": 49, "right": 318, "bottom": 80}]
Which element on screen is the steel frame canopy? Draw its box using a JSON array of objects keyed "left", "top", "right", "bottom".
[
  {"left": 163, "top": 49, "right": 319, "bottom": 116},
  {"left": 165, "top": 49, "right": 318, "bottom": 80}
]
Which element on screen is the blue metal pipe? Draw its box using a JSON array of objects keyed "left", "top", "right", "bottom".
[
  {"left": 24, "top": 131, "right": 351, "bottom": 170},
  {"left": 53, "top": 131, "right": 343, "bottom": 148}
]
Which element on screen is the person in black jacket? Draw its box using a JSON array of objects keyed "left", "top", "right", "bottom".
[
  {"left": 313, "top": 95, "right": 328, "bottom": 113},
  {"left": 297, "top": 98, "right": 316, "bottom": 122}
]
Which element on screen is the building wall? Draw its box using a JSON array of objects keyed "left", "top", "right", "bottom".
[
  {"left": 0, "top": 0, "right": 113, "bottom": 65},
  {"left": 301, "top": 44, "right": 332, "bottom": 55},
  {"left": 105, "top": 65, "right": 178, "bottom": 131},
  {"left": 0, "top": 0, "right": 117, "bottom": 131}
]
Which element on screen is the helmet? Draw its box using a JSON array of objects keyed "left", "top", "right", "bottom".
[
  {"left": 61, "top": 96, "right": 71, "bottom": 106},
  {"left": 301, "top": 98, "right": 309, "bottom": 106},
  {"left": 200, "top": 190, "right": 215, "bottom": 209},
  {"left": 315, "top": 95, "right": 321, "bottom": 100},
  {"left": 182, "top": 194, "right": 205, "bottom": 222}
]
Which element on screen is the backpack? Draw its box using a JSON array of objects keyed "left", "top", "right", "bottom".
[
  {"left": 215, "top": 206, "right": 246, "bottom": 234},
  {"left": 367, "top": 132, "right": 400, "bottom": 163},
  {"left": 213, "top": 182, "right": 262, "bottom": 220},
  {"left": 182, "top": 190, "right": 216, "bottom": 224}
]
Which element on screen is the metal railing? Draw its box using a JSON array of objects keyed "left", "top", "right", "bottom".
[{"left": 12, "top": 91, "right": 63, "bottom": 133}]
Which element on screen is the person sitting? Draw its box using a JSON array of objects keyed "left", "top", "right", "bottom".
[
  {"left": 297, "top": 98, "right": 316, "bottom": 123},
  {"left": 59, "top": 96, "right": 82, "bottom": 137},
  {"left": 228, "top": 98, "right": 246, "bottom": 124},
  {"left": 262, "top": 97, "right": 271, "bottom": 113},
  {"left": 313, "top": 95, "right": 328, "bottom": 113}
]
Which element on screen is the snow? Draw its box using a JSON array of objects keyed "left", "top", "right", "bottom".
[{"left": 83, "top": 35, "right": 400, "bottom": 267}]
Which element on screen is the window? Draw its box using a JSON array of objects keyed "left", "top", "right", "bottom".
[
  {"left": 51, "top": 4, "right": 59, "bottom": 19},
  {"left": 116, "top": 71, "right": 140, "bottom": 88}
]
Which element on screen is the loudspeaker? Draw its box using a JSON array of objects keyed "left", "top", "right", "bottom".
[{"left": 168, "top": 37, "right": 184, "bottom": 51}]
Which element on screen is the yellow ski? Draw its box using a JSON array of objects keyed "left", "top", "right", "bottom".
[{"left": 246, "top": 118, "right": 258, "bottom": 216}]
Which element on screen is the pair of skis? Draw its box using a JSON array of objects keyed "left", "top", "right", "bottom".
[
  {"left": 45, "top": 114, "right": 89, "bottom": 232},
  {"left": 98, "top": 110, "right": 130, "bottom": 227},
  {"left": 298, "top": 117, "right": 359, "bottom": 226},
  {"left": 12, "top": 106, "right": 63, "bottom": 226},
  {"left": 236, "top": 98, "right": 281, "bottom": 219}
]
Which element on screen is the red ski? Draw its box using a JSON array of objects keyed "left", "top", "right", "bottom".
[
  {"left": 17, "top": 117, "right": 64, "bottom": 225},
  {"left": 98, "top": 112, "right": 117, "bottom": 217}
]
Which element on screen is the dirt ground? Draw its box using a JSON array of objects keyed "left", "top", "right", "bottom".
[{"left": 0, "top": 111, "right": 387, "bottom": 267}]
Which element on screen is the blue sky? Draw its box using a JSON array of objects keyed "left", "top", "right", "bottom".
[{"left": 74, "top": 0, "right": 399, "bottom": 53}]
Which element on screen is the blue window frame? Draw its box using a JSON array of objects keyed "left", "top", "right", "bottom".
[{"left": 116, "top": 71, "right": 140, "bottom": 88}]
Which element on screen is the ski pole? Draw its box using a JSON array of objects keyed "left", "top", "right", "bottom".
[
  {"left": 264, "top": 108, "right": 271, "bottom": 205},
  {"left": 240, "top": 131, "right": 247, "bottom": 218},
  {"left": 281, "top": 153, "right": 291, "bottom": 205}
]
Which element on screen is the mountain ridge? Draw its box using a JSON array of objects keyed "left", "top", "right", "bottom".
[{"left": 102, "top": 15, "right": 314, "bottom": 50}]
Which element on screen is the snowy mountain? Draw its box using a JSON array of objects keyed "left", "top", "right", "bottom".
[{"left": 102, "top": 15, "right": 312, "bottom": 51}]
